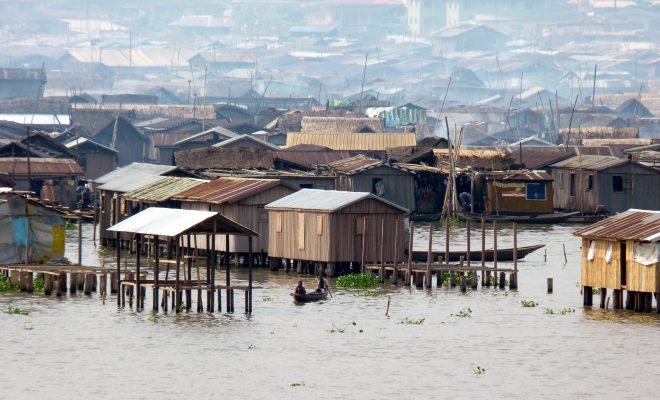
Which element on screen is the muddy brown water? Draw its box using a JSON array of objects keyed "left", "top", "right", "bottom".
[{"left": 1, "top": 223, "right": 659, "bottom": 399}]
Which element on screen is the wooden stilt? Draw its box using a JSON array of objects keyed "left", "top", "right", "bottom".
[
  {"left": 493, "top": 222, "right": 498, "bottom": 287},
  {"left": 511, "top": 222, "right": 518, "bottom": 289},
  {"left": 44, "top": 274, "right": 53, "bottom": 295},
  {"left": 436, "top": 256, "right": 444, "bottom": 287},
  {"left": 583, "top": 286, "right": 593, "bottom": 306},
  {"left": 481, "top": 218, "right": 487, "bottom": 286},
  {"left": 599, "top": 288, "right": 608, "bottom": 309},
  {"left": 426, "top": 224, "right": 433, "bottom": 289},
  {"left": 56, "top": 272, "right": 67, "bottom": 296},
  {"left": 406, "top": 222, "right": 414, "bottom": 286},
  {"left": 547, "top": 278, "right": 553, "bottom": 294},
  {"left": 612, "top": 289, "right": 621, "bottom": 309}
]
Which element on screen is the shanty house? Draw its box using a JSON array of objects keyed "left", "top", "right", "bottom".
[
  {"left": 91, "top": 116, "right": 148, "bottom": 167},
  {"left": 550, "top": 155, "right": 660, "bottom": 214},
  {"left": 173, "top": 178, "right": 298, "bottom": 255},
  {"left": 574, "top": 210, "right": 660, "bottom": 311},
  {"left": 326, "top": 154, "right": 416, "bottom": 213},
  {"left": 286, "top": 132, "right": 416, "bottom": 151},
  {"left": 482, "top": 171, "right": 554, "bottom": 215},
  {"left": 94, "top": 162, "right": 197, "bottom": 244},
  {"left": 266, "top": 189, "right": 408, "bottom": 273},
  {"left": 121, "top": 176, "right": 208, "bottom": 214},
  {"left": 64, "top": 137, "right": 118, "bottom": 180}
]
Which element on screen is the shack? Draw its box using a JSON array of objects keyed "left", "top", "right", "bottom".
[
  {"left": 173, "top": 178, "right": 298, "bottom": 258},
  {"left": 64, "top": 137, "right": 118, "bottom": 180},
  {"left": 121, "top": 176, "right": 208, "bottom": 213},
  {"left": 326, "top": 154, "right": 416, "bottom": 213},
  {"left": 481, "top": 171, "right": 554, "bottom": 215},
  {"left": 265, "top": 189, "right": 408, "bottom": 276},
  {"left": 574, "top": 209, "right": 660, "bottom": 312},
  {"left": 550, "top": 155, "right": 660, "bottom": 214},
  {"left": 0, "top": 190, "right": 67, "bottom": 264}
]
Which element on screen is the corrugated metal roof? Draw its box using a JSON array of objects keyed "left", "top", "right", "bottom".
[
  {"left": 64, "top": 137, "right": 118, "bottom": 153},
  {"left": 265, "top": 189, "right": 409, "bottom": 213},
  {"left": 274, "top": 150, "right": 351, "bottom": 169},
  {"left": 212, "top": 134, "right": 280, "bottom": 150},
  {"left": 107, "top": 207, "right": 256, "bottom": 237},
  {"left": 94, "top": 162, "right": 179, "bottom": 186},
  {"left": 0, "top": 158, "right": 83, "bottom": 176},
  {"left": 122, "top": 177, "right": 208, "bottom": 203},
  {"left": 574, "top": 209, "right": 660, "bottom": 242},
  {"left": 549, "top": 155, "right": 628, "bottom": 170},
  {"left": 174, "top": 178, "right": 290, "bottom": 204},
  {"left": 487, "top": 170, "right": 553, "bottom": 181},
  {"left": 327, "top": 154, "right": 383, "bottom": 173},
  {"left": 286, "top": 133, "right": 416, "bottom": 151},
  {"left": 0, "top": 114, "right": 70, "bottom": 125}
]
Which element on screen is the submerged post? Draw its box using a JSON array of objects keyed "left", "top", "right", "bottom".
[
  {"left": 426, "top": 224, "right": 433, "bottom": 289},
  {"left": 175, "top": 236, "right": 181, "bottom": 313},
  {"left": 77, "top": 214, "right": 83, "bottom": 266},
  {"left": 116, "top": 231, "right": 121, "bottom": 306},
  {"left": 481, "top": 218, "right": 487, "bottom": 286},
  {"left": 248, "top": 236, "right": 253, "bottom": 314},
  {"left": 493, "top": 221, "right": 498, "bottom": 287},
  {"left": 153, "top": 235, "right": 160, "bottom": 311},
  {"left": 225, "top": 234, "right": 231, "bottom": 312},
  {"left": 511, "top": 222, "right": 518, "bottom": 289},
  {"left": 360, "top": 216, "right": 367, "bottom": 273},
  {"left": 407, "top": 222, "right": 414, "bottom": 286},
  {"left": 136, "top": 234, "right": 142, "bottom": 309}
]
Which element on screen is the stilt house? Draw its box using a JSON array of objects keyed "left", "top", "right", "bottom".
[
  {"left": 173, "top": 178, "right": 298, "bottom": 255},
  {"left": 265, "top": 189, "right": 408, "bottom": 273},
  {"left": 574, "top": 209, "right": 660, "bottom": 312}
]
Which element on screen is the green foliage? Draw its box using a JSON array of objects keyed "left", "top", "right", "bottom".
[
  {"left": 6, "top": 306, "right": 30, "bottom": 315},
  {"left": 0, "top": 275, "right": 21, "bottom": 292},
  {"left": 545, "top": 307, "right": 575, "bottom": 315},
  {"left": 545, "top": 308, "right": 554, "bottom": 315},
  {"left": 336, "top": 273, "right": 380, "bottom": 289},
  {"left": 473, "top": 366, "right": 486, "bottom": 375},
  {"left": 261, "top": 296, "right": 273, "bottom": 302},
  {"left": 353, "top": 289, "right": 381, "bottom": 297},
  {"left": 520, "top": 300, "right": 539, "bottom": 308},
  {"left": 64, "top": 220, "right": 78, "bottom": 231},
  {"left": 451, "top": 308, "right": 472, "bottom": 318},
  {"left": 400, "top": 317, "right": 425, "bottom": 325},
  {"left": 489, "top": 275, "right": 509, "bottom": 287},
  {"left": 592, "top": 287, "right": 602, "bottom": 295},
  {"left": 33, "top": 276, "right": 45, "bottom": 293}
]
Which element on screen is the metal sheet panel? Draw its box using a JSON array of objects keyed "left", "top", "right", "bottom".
[
  {"left": 122, "top": 177, "right": 208, "bottom": 203},
  {"left": 574, "top": 209, "right": 660, "bottom": 242},
  {"left": 265, "top": 188, "right": 409, "bottom": 213},
  {"left": 107, "top": 207, "right": 257, "bottom": 237},
  {"left": 0, "top": 157, "right": 83, "bottom": 176},
  {"left": 173, "top": 178, "right": 284, "bottom": 204},
  {"left": 550, "top": 155, "right": 628, "bottom": 171}
]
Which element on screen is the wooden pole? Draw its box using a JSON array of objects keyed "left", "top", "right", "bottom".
[
  {"left": 136, "top": 234, "right": 141, "bottom": 309},
  {"left": 481, "top": 218, "right": 487, "bottom": 286},
  {"left": 511, "top": 222, "right": 518, "bottom": 289},
  {"left": 77, "top": 215, "right": 83, "bottom": 266},
  {"left": 153, "top": 235, "right": 159, "bottom": 311},
  {"left": 248, "top": 236, "right": 253, "bottom": 314},
  {"left": 360, "top": 216, "right": 367, "bottom": 272},
  {"left": 392, "top": 219, "right": 399, "bottom": 285},
  {"left": 493, "top": 221, "right": 498, "bottom": 287},
  {"left": 466, "top": 219, "right": 471, "bottom": 268},
  {"left": 379, "top": 218, "right": 385, "bottom": 283},
  {"left": 175, "top": 236, "right": 181, "bottom": 313},
  {"left": 225, "top": 234, "right": 231, "bottom": 312},
  {"left": 426, "top": 224, "right": 433, "bottom": 288},
  {"left": 116, "top": 231, "right": 121, "bottom": 306},
  {"left": 407, "top": 222, "right": 414, "bottom": 286},
  {"left": 444, "top": 217, "right": 449, "bottom": 266}
]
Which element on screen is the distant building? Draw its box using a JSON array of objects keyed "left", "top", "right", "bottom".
[{"left": 0, "top": 68, "right": 46, "bottom": 100}]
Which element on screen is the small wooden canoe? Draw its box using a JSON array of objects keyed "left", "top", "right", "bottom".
[
  {"left": 291, "top": 291, "right": 328, "bottom": 303},
  {"left": 411, "top": 244, "right": 545, "bottom": 262},
  {"left": 459, "top": 211, "right": 580, "bottom": 224}
]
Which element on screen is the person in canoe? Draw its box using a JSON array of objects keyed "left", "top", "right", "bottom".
[
  {"left": 315, "top": 272, "right": 331, "bottom": 297},
  {"left": 295, "top": 280, "right": 306, "bottom": 296}
]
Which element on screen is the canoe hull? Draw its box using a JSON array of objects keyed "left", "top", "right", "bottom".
[
  {"left": 459, "top": 211, "right": 580, "bottom": 224},
  {"left": 291, "top": 291, "right": 328, "bottom": 303},
  {"left": 411, "top": 244, "right": 545, "bottom": 262}
]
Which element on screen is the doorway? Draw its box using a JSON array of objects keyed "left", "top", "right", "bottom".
[{"left": 620, "top": 242, "right": 627, "bottom": 286}]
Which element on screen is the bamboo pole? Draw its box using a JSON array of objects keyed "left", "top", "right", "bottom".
[
  {"left": 426, "top": 224, "right": 433, "bottom": 288},
  {"left": 511, "top": 223, "right": 518, "bottom": 289}
]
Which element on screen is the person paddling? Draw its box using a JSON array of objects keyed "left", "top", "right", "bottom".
[{"left": 294, "top": 280, "right": 306, "bottom": 296}]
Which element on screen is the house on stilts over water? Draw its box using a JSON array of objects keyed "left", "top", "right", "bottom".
[{"left": 574, "top": 209, "right": 660, "bottom": 312}]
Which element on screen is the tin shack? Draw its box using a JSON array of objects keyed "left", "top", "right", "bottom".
[
  {"left": 481, "top": 170, "right": 554, "bottom": 215},
  {"left": 574, "top": 209, "right": 660, "bottom": 312},
  {"left": 265, "top": 189, "right": 408, "bottom": 276}
]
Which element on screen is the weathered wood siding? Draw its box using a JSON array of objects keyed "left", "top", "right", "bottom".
[
  {"left": 181, "top": 185, "right": 296, "bottom": 253},
  {"left": 552, "top": 168, "right": 597, "bottom": 213},
  {"left": 82, "top": 153, "right": 116, "bottom": 180},
  {"left": 485, "top": 181, "right": 553, "bottom": 214},
  {"left": 580, "top": 238, "right": 621, "bottom": 289},
  {"left": 336, "top": 166, "right": 415, "bottom": 212},
  {"left": 596, "top": 164, "right": 660, "bottom": 212},
  {"left": 625, "top": 240, "right": 660, "bottom": 293},
  {"left": 268, "top": 197, "right": 406, "bottom": 263}
]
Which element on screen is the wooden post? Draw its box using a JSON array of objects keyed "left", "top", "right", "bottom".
[
  {"left": 436, "top": 256, "right": 443, "bottom": 287},
  {"left": 360, "top": 216, "right": 367, "bottom": 273},
  {"left": 599, "top": 288, "right": 608, "bottom": 309},
  {"left": 612, "top": 289, "right": 621, "bottom": 309},
  {"left": 625, "top": 290, "right": 634, "bottom": 310},
  {"left": 444, "top": 217, "right": 449, "bottom": 268},
  {"left": 426, "top": 224, "right": 433, "bottom": 288},
  {"left": 225, "top": 234, "right": 231, "bottom": 312},
  {"left": 44, "top": 274, "right": 53, "bottom": 295},
  {"left": 69, "top": 273, "right": 78, "bottom": 294},
  {"left": 56, "top": 272, "right": 67, "bottom": 296},
  {"left": 493, "top": 221, "right": 498, "bottom": 287},
  {"left": 481, "top": 218, "right": 486, "bottom": 286},
  {"left": 511, "top": 222, "right": 518, "bottom": 289},
  {"left": 248, "top": 237, "right": 253, "bottom": 314},
  {"left": 583, "top": 286, "right": 593, "bottom": 306},
  {"left": 380, "top": 218, "right": 385, "bottom": 283},
  {"left": 407, "top": 222, "right": 414, "bottom": 286},
  {"left": 498, "top": 272, "right": 505, "bottom": 289},
  {"left": 83, "top": 273, "right": 93, "bottom": 295},
  {"left": 116, "top": 231, "right": 121, "bottom": 306},
  {"left": 392, "top": 220, "right": 399, "bottom": 285},
  {"left": 175, "top": 236, "right": 181, "bottom": 313},
  {"left": 466, "top": 219, "right": 471, "bottom": 268},
  {"left": 460, "top": 273, "right": 466, "bottom": 292},
  {"left": 99, "top": 273, "right": 107, "bottom": 297},
  {"left": 547, "top": 278, "right": 553, "bottom": 293},
  {"left": 153, "top": 235, "right": 159, "bottom": 311},
  {"left": 136, "top": 234, "right": 142, "bottom": 309},
  {"left": 77, "top": 215, "right": 83, "bottom": 265},
  {"left": 24, "top": 272, "right": 33, "bottom": 293}
]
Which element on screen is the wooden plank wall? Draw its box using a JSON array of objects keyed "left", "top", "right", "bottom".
[
  {"left": 268, "top": 210, "right": 332, "bottom": 262},
  {"left": 552, "top": 168, "right": 597, "bottom": 213},
  {"left": 341, "top": 166, "right": 415, "bottom": 213},
  {"left": 485, "top": 181, "right": 553, "bottom": 214},
  {"left": 580, "top": 238, "right": 621, "bottom": 289},
  {"left": 625, "top": 240, "right": 659, "bottom": 293}
]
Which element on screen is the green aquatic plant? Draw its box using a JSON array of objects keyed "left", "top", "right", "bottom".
[
  {"left": 451, "top": 308, "right": 472, "bottom": 318},
  {"left": 544, "top": 308, "right": 554, "bottom": 315},
  {"left": 64, "top": 220, "right": 78, "bottom": 231},
  {"left": 290, "top": 383, "right": 305, "bottom": 387},
  {"left": 261, "top": 296, "right": 273, "bottom": 302},
  {"left": 336, "top": 273, "right": 380, "bottom": 289},
  {"left": 473, "top": 366, "right": 486, "bottom": 375},
  {"left": 23, "top": 322, "right": 33, "bottom": 330},
  {"left": 0, "top": 275, "right": 21, "bottom": 292},
  {"left": 595, "top": 314, "right": 614, "bottom": 322},
  {"left": 6, "top": 306, "right": 30, "bottom": 315},
  {"left": 592, "top": 287, "right": 602, "bottom": 295},
  {"left": 353, "top": 289, "right": 381, "bottom": 297},
  {"left": 33, "top": 276, "right": 45, "bottom": 293},
  {"left": 400, "top": 317, "right": 425, "bottom": 325},
  {"left": 520, "top": 300, "right": 539, "bottom": 308},
  {"left": 559, "top": 307, "right": 575, "bottom": 315}
]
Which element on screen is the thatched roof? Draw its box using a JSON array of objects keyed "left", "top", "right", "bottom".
[
  {"left": 558, "top": 126, "right": 638, "bottom": 145},
  {"left": 287, "top": 133, "right": 416, "bottom": 151},
  {"left": 433, "top": 148, "right": 512, "bottom": 171},
  {"left": 301, "top": 116, "right": 384, "bottom": 133},
  {"left": 175, "top": 147, "right": 274, "bottom": 170}
]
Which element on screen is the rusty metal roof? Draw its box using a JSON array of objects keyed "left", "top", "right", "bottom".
[
  {"left": 265, "top": 189, "right": 409, "bottom": 214},
  {"left": 274, "top": 150, "right": 351, "bottom": 169},
  {"left": 122, "top": 177, "right": 208, "bottom": 203},
  {"left": 574, "top": 209, "right": 660, "bottom": 242},
  {"left": 173, "top": 178, "right": 294, "bottom": 204},
  {"left": 549, "top": 155, "right": 628, "bottom": 171},
  {"left": 0, "top": 158, "right": 83, "bottom": 177},
  {"left": 326, "top": 154, "right": 382, "bottom": 173},
  {"left": 486, "top": 170, "right": 553, "bottom": 181}
]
